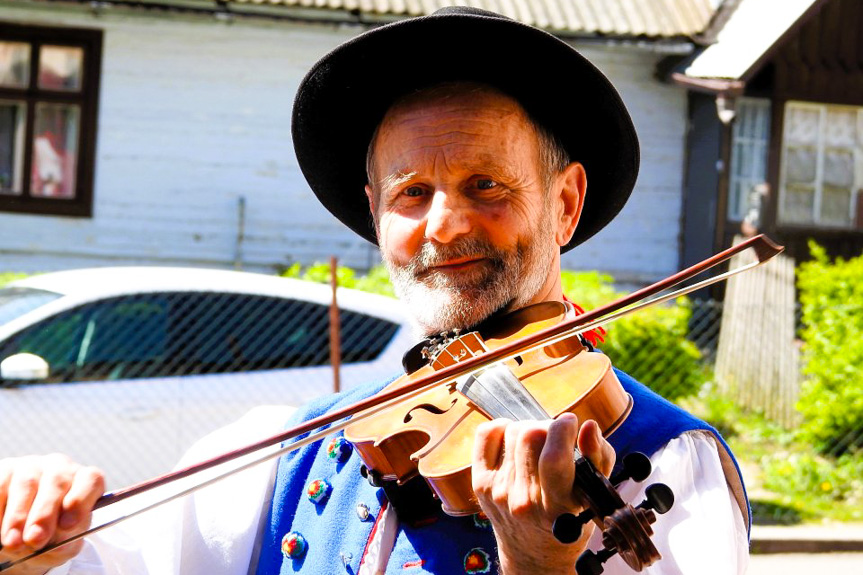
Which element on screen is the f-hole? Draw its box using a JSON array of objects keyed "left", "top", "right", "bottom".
[{"left": 404, "top": 399, "right": 458, "bottom": 423}]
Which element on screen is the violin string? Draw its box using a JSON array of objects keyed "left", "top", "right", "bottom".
[{"left": 0, "top": 245, "right": 771, "bottom": 571}]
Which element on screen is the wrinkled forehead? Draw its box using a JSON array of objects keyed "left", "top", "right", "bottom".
[
  {"left": 379, "top": 82, "right": 531, "bottom": 130},
  {"left": 364, "top": 82, "right": 549, "bottom": 197}
]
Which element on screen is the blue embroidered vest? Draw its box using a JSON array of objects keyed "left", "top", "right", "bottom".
[{"left": 255, "top": 369, "right": 749, "bottom": 574}]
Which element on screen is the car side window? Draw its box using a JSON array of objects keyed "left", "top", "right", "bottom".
[
  {"left": 0, "top": 295, "right": 170, "bottom": 383},
  {"left": 162, "top": 293, "right": 400, "bottom": 375},
  {"left": 340, "top": 309, "right": 399, "bottom": 363},
  {"left": 76, "top": 296, "right": 169, "bottom": 380},
  {"left": 0, "top": 291, "right": 402, "bottom": 382},
  {"left": 0, "top": 309, "right": 88, "bottom": 383}
]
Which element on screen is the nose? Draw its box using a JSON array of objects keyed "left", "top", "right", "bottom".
[{"left": 423, "top": 189, "right": 472, "bottom": 244}]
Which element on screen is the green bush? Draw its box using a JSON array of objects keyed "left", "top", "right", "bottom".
[
  {"left": 0, "top": 273, "right": 28, "bottom": 288},
  {"left": 281, "top": 263, "right": 396, "bottom": 298},
  {"left": 560, "top": 271, "right": 706, "bottom": 401},
  {"left": 601, "top": 301, "right": 706, "bottom": 401},
  {"left": 762, "top": 452, "right": 863, "bottom": 521},
  {"left": 796, "top": 242, "right": 863, "bottom": 454},
  {"left": 683, "top": 386, "right": 863, "bottom": 523},
  {"left": 560, "top": 270, "right": 619, "bottom": 309}
]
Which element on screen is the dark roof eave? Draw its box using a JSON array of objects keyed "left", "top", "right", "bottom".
[{"left": 670, "top": 72, "right": 745, "bottom": 96}]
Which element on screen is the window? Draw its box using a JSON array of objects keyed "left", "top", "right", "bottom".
[
  {"left": 0, "top": 23, "right": 102, "bottom": 216},
  {"left": 162, "top": 293, "right": 399, "bottom": 375},
  {"left": 778, "top": 101, "right": 863, "bottom": 229},
  {"left": 0, "top": 286, "right": 62, "bottom": 325},
  {"left": 728, "top": 98, "right": 771, "bottom": 221},
  {"left": 0, "top": 306, "right": 89, "bottom": 383}
]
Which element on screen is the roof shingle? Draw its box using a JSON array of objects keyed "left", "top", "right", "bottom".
[{"left": 227, "top": 0, "right": 719, "bottom": 38}]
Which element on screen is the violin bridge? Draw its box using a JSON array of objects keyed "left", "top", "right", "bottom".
[{"left": 455, "top": 364, "right": 550, "bottom": 422}]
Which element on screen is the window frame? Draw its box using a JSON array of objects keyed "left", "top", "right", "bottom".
[
  {"left": 0, "top": 22, "right": 102, "bottom": 217},
  {"left": 777, "top": 100, "right": 862, "bottom": 230},
  {"left": 728, "top": 97, "right": 771, "bottom": 222}
]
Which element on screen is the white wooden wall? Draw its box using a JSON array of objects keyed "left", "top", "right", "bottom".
[
  {"left": 564, "top": 45, "right": 688, "bottom": 284},
  {"left": 0, "top": 3, "right": 688, "bottom": 283}
]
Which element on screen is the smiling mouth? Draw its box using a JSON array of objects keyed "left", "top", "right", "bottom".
[{"left": 430, "top": 257, "right": 487, "bottom": 272}]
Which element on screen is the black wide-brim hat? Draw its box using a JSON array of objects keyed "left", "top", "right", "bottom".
[{"left": 292, "top": 7, "right": 639, "bottom": 252}]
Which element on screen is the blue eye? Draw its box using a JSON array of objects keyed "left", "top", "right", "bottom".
[{"left": 404, "top": 186, "right": 425, "bottom": 197}]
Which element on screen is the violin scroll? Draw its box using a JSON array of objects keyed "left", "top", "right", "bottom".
[{"left": 552, "top": 451, "right": 674, "bottom": 574}]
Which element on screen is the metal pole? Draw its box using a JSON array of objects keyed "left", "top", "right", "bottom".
[
  {"left": 234, "top": 196, "right": 246, "bottom": 270},
  {"left": 329, "top": 256, "right": 341, "bottom": 393}
]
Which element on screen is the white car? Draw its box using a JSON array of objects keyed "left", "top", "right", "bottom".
[{"left": 0, "top": 267, "right": 415, "bottom": 488}]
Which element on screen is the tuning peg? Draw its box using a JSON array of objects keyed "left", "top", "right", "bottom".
[
  {"left": 609, "top": 452, "right": 652, "bottom": 486},
  {"left": 552, "top": 508, "right": 595, "bottom": 543},
  {"left": 637, "top": 483, "right": 674, "bottom": 515},
  {"left": 575, "top": 548, "right": 616, "bottom": 575}
]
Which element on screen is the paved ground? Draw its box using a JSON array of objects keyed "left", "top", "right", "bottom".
[
  {"left": 748, "top": 523, "right": 863, "bottom": 574},
  {"left": 751, "top": 523, "right": 863, "bottom": 553},
  {"left": 748, "top": 552, "right": 863, "bottom": 574}
]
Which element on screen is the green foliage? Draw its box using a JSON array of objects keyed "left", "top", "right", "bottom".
[
  {"left": 602, "top": 301, "right": 706, "bottom": 401},
  {"left": 796, "top": 241, "right": 863, "bottom": 454},
  {"left": 683, "top": 386, "right": 863, "bottom": 523},
  {"left": 0, "top": 273, "right": 28, "bottom": 288},
  {"left": 559, "top": 270, "right": 619, "bottom": 309},
  {"left": 280, "top": 263, "right": 396, "bottom": 298},
  {"left": 761, "top": 452, "right": 863, "bottom": 521},
  {"left": 561, "top": 271, "right": 706, "bottom": 401},
  {"left": 352, "top": 265, "right": 397, "bottom": 298}
]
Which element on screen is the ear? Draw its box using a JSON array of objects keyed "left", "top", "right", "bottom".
[
  {"left": 553, "top": 162, "right": 586, "bottom": 247},
  {"left": 364, "top": 184, "right": 380, "bottom": 235},
  {"left": 364, "top": 184, "right": 376, "bottom": 215}
]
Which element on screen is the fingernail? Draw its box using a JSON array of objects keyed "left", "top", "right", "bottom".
[
  {"left": 59, "top": 510, "right": 80, "bottom": 529},
  {"left": 24, "top": 524, "right": 47, "bottom": 545},
  {"left": 4, "top": 528, "right": 22, "bottom": 547}
]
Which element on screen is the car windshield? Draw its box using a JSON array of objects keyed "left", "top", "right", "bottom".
[{"left": 0, "top": 287, "right": 63, "bottom": 326}]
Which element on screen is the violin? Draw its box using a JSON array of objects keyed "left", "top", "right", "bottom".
[
  {"left": 346, "top": 300, "right": 630, "bottom": 516},
  {"left": 345, "top": 300, "right": 668, "bottom": 574},
  {"left": 0, "top": 234, "right": 783, "bottom": 574}
]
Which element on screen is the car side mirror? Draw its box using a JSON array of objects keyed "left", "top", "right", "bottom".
[{"left": 0, "top": 353, "right": 50, "bottom": 384}]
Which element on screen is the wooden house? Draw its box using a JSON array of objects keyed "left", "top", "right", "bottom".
[{"left": 8, "top": 1, "right": 853, "bottom": 289}]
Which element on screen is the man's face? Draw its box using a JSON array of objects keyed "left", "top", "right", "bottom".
[{"left": 366, "top": 87, "right": 580, "bottom": 336}]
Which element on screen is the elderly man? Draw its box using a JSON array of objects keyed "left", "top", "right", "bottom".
[{"left": 0, "top": 8, "right": 748, "bottom": 575}]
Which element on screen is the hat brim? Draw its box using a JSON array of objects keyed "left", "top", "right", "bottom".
[{"left": 292, "top": 9, "right": 639, "bottom": 253}]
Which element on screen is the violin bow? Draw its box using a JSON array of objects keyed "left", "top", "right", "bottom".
[{"left": 0, "top": 234, "right": 783, "bottom": 571}]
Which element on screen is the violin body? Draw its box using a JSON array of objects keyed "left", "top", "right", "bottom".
[{"left": 344, "top": 301, "right": 632, "bottom": 516}]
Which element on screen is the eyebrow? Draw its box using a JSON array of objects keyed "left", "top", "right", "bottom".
[{"left": 378, "top": 170, "right": 417, "bottom": 194}]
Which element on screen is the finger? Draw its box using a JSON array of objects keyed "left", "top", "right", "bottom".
[
  {"left": 539, "top": 413, "right": 579, "bottom": 511},
  {"left": 1, "top": 460, "right": 41, "bottom": 550},
  {"left": 0, "top": 461, "right": 10, "bottom": 551},
  {"left": 23, "top": 456, "right": 81, "bottom": 549},
  {"left": 512, "top": 420, "right": 548, "bottom": 497},
  {"left": 577, "top": 420, "right": 616, "bottom": 477},
  {"left": 58, "top": 466, "right": 104, "bottom": 533},
  {"left": 473, "top": 419, "right": 510, "bottom": 473}
]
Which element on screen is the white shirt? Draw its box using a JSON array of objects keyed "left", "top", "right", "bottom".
[{"left": 50, "top": 406, "right": 749, "bottom": 575}]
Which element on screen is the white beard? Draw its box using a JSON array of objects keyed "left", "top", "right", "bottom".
[{"left": 382, "top": 213, "right": 557, "bottom": 337}]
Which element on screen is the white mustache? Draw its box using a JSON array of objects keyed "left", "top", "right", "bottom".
[{"left": 407, "top": 237, "right": 505, "bottom": 277}]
